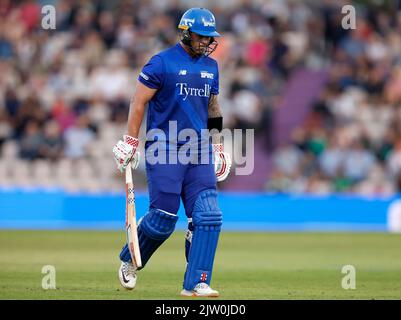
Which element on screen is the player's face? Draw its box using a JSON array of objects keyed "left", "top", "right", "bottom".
[{"left": 190, "top": 33, "right": 212, "bottom": 56}]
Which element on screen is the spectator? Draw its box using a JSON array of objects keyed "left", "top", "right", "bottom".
[
  {"left": 63, "top": 114, "right": 95, "bottom": 159},
  {"left": 39, "top": 120, "right": 63, "bottom": 161},
  {"left": 343, "top": 140, "right": 375, "bottom": 182},
  {"left": 19, "top": 120, "right": 43, "bottom": 160}
]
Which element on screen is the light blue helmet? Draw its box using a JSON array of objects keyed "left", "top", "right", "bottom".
[{"left": 178, "top": 7, "right": 221, "bottom": 38}]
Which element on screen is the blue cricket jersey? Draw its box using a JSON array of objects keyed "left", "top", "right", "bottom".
[{"left": 138, "top": 43, "right": 219, "bottom": 148}]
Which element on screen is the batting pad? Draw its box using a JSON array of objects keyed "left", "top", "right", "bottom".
[
  {"left": 183, "top": 189, "right": 222, "bottom": 290},
  {"left": 120, "top": 208, "right": 178, "bottom": 268}
]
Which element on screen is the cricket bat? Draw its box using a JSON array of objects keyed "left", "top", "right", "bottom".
[{"left": 125, "top": 163, "right": 142, "bottom": 268}]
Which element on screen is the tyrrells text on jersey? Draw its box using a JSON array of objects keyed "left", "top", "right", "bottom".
[{"left": 176, "top": 82, "right": 211, "bottom": 101}]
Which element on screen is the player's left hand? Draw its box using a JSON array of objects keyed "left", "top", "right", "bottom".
[{"left": 212, "top": 143, "right": 232, "bottom": 182}]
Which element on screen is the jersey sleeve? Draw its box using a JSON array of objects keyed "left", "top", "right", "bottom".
[
  {"left": 210, "top": 61, "right": 219, "bottom": 95},
  {"left": 138, "top": 55, "right": 164, "bottom": 89}
]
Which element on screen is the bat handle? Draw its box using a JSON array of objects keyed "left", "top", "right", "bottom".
[{"left": 125, "top": 162, "right": 133, "bottom": 184}]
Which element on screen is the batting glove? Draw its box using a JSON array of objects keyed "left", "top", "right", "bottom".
[
  {"left": 212, "top": 143, "right": 232, "bottom": 182},
  {"left": 113, "top": 135, "right": 140, "bottom": 172}
]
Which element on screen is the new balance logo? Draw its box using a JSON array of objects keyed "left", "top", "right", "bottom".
[
  {"left": 201, "top": 71, "right": 214, "bottom": 79},
  {"left": 179, "top": 70, "right": 187, "bottom": 76}
]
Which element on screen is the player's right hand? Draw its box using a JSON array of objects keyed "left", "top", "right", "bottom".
[{"left": 113, "top": 135, "right": 140, "bottom": 172}]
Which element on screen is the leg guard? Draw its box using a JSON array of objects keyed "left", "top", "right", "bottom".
[
  {"left": 183, "top": 190, "right": 222, "bottom": 290},
  {"left": 119, "top": 208, "right": 178, "bottom": 268}
]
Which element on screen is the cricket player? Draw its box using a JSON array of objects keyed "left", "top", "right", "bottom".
[{"left": 112, "top": 7, "right": 231, "bottom": 297}]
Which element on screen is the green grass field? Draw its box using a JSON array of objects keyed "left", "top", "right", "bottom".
[{"left": 0, "top": 230, "right": 400, "bottom": 299}]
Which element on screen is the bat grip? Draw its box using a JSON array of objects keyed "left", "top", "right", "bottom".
[{"left": 125, "top": 162, "right": 133, "bottom": 184}]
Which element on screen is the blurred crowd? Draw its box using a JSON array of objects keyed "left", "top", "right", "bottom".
[
  {"left": 0, "top": 0, "right": 401, "bottom": 195},
  {"left": 266, "top": 0, "right": 401, "bottom": 196}
]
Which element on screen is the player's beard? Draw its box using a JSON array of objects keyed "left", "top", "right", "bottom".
[
  {"left": 192, "top": 40, "right": 218, "bottom": 57},
  {"left": 196, "top": 43, "right": 207, "bottom": 56}
]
